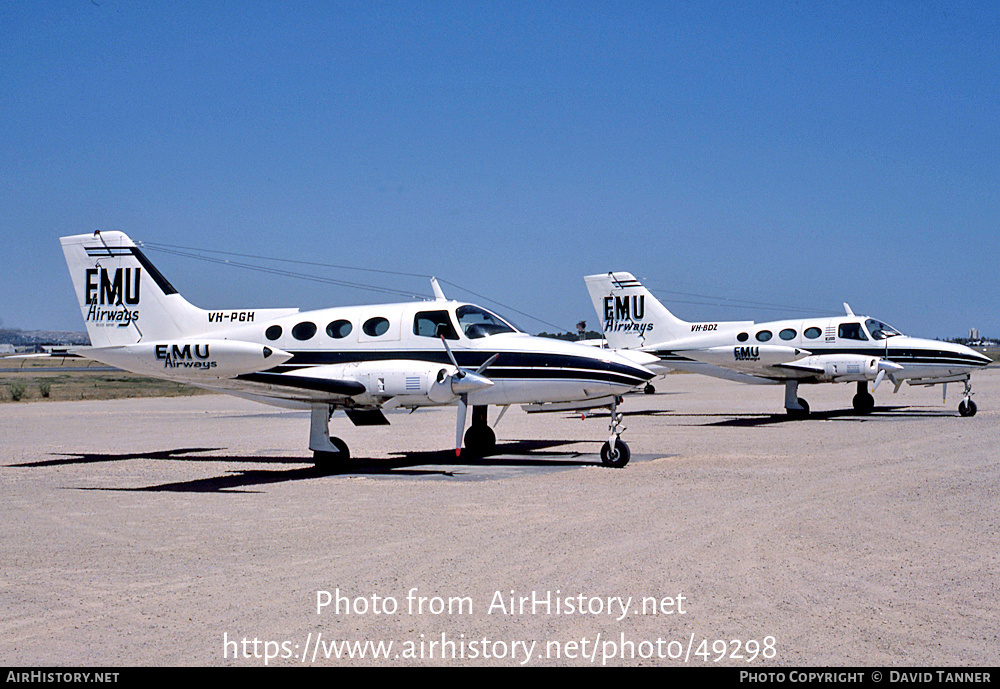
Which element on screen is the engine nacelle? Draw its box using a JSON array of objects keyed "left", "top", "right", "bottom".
[
  {"left": 74, "top": 339, "right": 293, "bottom": 379},
  {"left": 319, "top": 360, "right": 491, "bottom": 405},
  {"left": 799, "top": 354, "right": 881, "bottom": 381}
]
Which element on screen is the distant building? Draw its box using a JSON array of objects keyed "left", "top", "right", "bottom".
[{"left": 970, "top": 328, "right": 980, "bottom": 341}]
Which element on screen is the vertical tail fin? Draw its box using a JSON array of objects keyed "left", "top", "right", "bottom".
[
  {"left": 60, "top": 231, "right": 208, "bottom": 347},
  {"left": 584, "top": 272, "right": 692, "bottom": 349}
]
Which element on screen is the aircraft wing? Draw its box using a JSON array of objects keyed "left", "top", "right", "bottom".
[{"left": 227, "top": 358, "right": 481, "bottom": 410}]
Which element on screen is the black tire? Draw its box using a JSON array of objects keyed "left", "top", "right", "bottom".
[
  {"left": 853, "top": 392, "right": 875, "bottom": 414},
  {"left": 314, "top": 437, "right": 350, "bottom": 466},
  {"left": 463, "top": 425, "right": 496, "bottom": 458},
  {"left": 959, "top": 400, "right": 978, "bottom": 417},
  {"left": 644, "top": 383, "right": 656, "bottom": 395},
  {"left": 600, "top": 439, "right": 630, "bottom": 468},
  {"left": 786, "top": 398, "right": 810, "bottom": 419}
]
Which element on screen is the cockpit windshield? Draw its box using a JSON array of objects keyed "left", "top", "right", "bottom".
[
  {"left": 455, "top": 305, "right": 518, "bottom": 339},
  {"left": 864, "top": 318, "right": 903, "bottom": 340}
]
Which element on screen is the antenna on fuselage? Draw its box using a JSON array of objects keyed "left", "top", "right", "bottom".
[{"left": 843, "top": 302, "right": 855, "bottom": 316}]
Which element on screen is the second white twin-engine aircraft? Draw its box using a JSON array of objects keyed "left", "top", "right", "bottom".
[
  {"left": 60, "top": 231, "right": 655, "bottom": 467},
  {"left": 585, "top": 272, "right": 990, "bottom": 418}
]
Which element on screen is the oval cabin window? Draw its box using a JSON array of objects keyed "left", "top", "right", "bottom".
[
  {"left": 363, "top": 317, "right": 390, "bottom": 337},
  {"left": 326, "top": 320, "right": 352, "bottom": 339},
  {"left": 292, "top": 322, "right": 317, "bottom": 340}
]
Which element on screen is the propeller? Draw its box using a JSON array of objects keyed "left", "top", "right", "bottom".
[
  {"left": 873, "top": 359, "right": 903, "bottom": 392},
  {"left": 438, "top": 328, "right": 497, "bottom": 456},
  {"left": 873, "top": 369, "right": 886, "bottom": 392}
]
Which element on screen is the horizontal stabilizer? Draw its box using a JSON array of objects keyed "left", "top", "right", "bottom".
[
  {"left": 72, "top": 339, "right": 292, "bottom": 379},
  {"left": 685, "top": 344, "right": 810, "bottom": 369}
]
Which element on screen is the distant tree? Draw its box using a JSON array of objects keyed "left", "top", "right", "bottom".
[{"left": 537, "top": 330, "right": 603, "bottom": 341}]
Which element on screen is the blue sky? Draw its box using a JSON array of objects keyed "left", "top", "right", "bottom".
[{"left": 3, "top": 1, "right": 997, "bottom": 338}]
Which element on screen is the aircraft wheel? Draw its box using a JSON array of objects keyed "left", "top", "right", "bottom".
[
  {"left": 644, "top": 383, "right": 656, "bottom": 395},
  {"left": 959, "top": 400, "right": 978, "bottom": 417},
  {"left": 314, "top": 437, "right": 350, "bottom": 466},
  {"left": 600, "top": 439, "right": 630, "bottom": 468},
  {"left": 463, "top": 425, "right": 496, "bottom": 458},
  {"left": 853, "top": 392, "right": 875, "bottom": 414},
  {"left": 786, "top": 399, "right": 810, "bottom": 419}
]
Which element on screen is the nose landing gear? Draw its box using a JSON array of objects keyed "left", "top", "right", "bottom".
[
  {"left": 601, "top": 396, "right": 631, "bottom": 468},
  {"left": 958, "top": 379, "right": 978, "bottom": 417}
]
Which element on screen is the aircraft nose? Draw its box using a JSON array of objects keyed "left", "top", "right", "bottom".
[
  {"left": 953, "top": 342, "right": 993, "bottom": 366},
  {"left": 605, "top": 350, "right": 656, "bottom": 383}
]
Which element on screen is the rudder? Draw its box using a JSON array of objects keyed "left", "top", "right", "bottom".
[
  {"left": 584, "top": 271, "right": 691, "bottom": 349},
  {"left": 60, "top": 231, "right": 208, "bottom": 347}
]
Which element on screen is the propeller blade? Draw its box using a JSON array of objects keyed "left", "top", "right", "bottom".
[
  {"left": 476, "top": 353, "right": 499, "bottom": 375},
  {"left": 455, "top": 395, "right": 468, "bottom": 457},
  {"left": 873, "top": 369, "right": 886, "bottom": 392},
  {"left": 439, "top": 333, "right": 462, "bottom": 373}
]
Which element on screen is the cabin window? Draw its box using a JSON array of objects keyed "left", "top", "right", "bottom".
[
  {"left": 265, "top": 325, "right": 282, "bottom": 340},
  {"left": 804, "top": 327, "right": 822, "bottom": 339},
  {"left": 326, "top": 320, "right": 352, "bottom": 339},
  {"left": 779, "top": 328, "right": 797, "bottom": 340},
  {"left": 292, "top": 321, "right": 317, "bottom": 340},
  {"left": 455, "top": 305, "right": 516, "bottom": 339},
  {"left": 838, "top": 322, "right": 868, "bottom": 341},
  {"left": 736, "top": 332, "right": 749, "bottom": 342},
  {"left": 865, "top": 319, "right": 901, "bottom": 340},
  {"left": 414, "top": 310, "right": 459, "bottom": 340},
  {"left": 756, "top": 330, "right": 773, "bottom": 342},
  {"left": 363, "top": 317, "right": 390, "bottom": 337}
]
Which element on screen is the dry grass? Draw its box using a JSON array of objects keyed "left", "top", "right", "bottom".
[{"left": 0, "top": 356, "right": 209, "bottom": 403}]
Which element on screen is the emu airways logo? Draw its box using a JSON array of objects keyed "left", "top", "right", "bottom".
[
  {"left": 84, "top": 267, "right": 141, "bottom": 327},
  {"left": 602, "top": 295, "right": 654, "bottom": 337},
  {"left": 155, "top": 343, "right": 217, "bottom": 370},
  {"left": 734, "top": 346, "right": 760, "bottom": 362}
]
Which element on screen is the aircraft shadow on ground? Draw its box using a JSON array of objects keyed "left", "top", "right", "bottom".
[
  {"left": 15, "top": 439, "right": 610, "bottom": 493},
  {"left": 685, "top": 405, "right": 958, "bottom": 427}
]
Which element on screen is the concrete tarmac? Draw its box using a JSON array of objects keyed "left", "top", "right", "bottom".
[{"left": 2, "top": 369, "right": 998, "bottom": 666}]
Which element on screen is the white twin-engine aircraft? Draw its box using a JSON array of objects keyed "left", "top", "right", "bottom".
[
  {"left": 60, "top": 231, "right": 655, "bottom": 467},
  {"left": 585, "top": 272, "right": 991, "bottom": 418}
]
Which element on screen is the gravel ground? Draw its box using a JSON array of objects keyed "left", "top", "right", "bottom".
[{"left": 2, "top": 368, "right": 997, "bottom": 667}]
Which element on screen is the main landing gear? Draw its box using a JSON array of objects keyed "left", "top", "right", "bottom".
[
  {"left": 311, "top": 404, "right": 349, "bottom": 466},
  {"left": 784, "top": 380, "right": 810, "bottom": 419},
  {"left": 601, "top": 396, "right": 631, "bottom": 468},
  {"left": 786, "top": 380, "right": 879, "bottom": 417},
  {"left": 309, "top": 403, "right": 503, "bottom": 466},
  {"left": 852, "top": 381, "right": 875, "bottom": 414},
  {"left": 463, "top": 405, "right": 497, "bottom": 458}
]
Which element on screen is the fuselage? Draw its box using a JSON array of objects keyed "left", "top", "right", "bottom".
[
  {"left": 648, "top": 314, "right": 991, "bottom": 384},
  {"left": 196, "top": 299, "right": 654, "bottom": 407}
]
